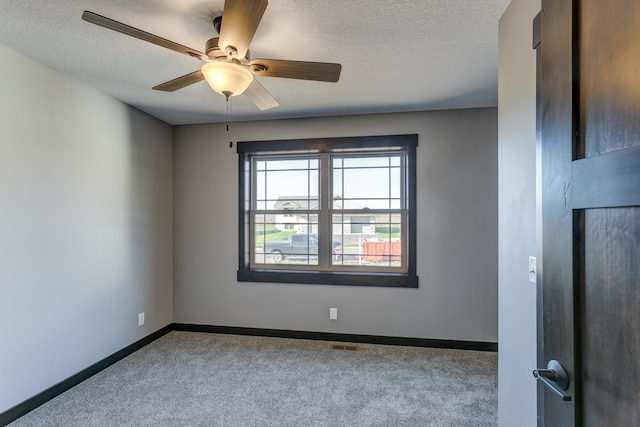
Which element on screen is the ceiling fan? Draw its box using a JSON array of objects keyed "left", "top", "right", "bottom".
[{"left": 82, "top": 0, "right": 342, "bottom": 111}]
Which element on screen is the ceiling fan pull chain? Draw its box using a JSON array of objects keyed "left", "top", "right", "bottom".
[{"left": 225, "top": 92, "right": 233, "bottom": 148}]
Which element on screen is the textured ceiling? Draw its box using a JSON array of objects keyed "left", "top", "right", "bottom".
[{"left": 0, "top": 0, "right": 511, "bottom": 125}]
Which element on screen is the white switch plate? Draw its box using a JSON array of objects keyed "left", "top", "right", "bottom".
[
  {"left": 528, "top": 256, "right": 537, "bottom": 285},
  {"left": 138, "top": 312, "right": 145, "bottom": 326},
  {"left": 329, "top": 307, "right": 338, "bottom": 320}
]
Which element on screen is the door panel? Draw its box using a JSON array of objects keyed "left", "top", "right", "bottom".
[
  {"left": 539, "top": 0, "right": 640, "bottom": 425},
  {"left": 581, "top": 208, "right": 640, "bottom": 425},
  {"left": 580, "top": 0, "right": 640, "bottom": 157}
]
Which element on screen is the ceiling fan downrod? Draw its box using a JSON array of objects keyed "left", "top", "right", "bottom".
[{"left": 213, "top": 16, "right": 222, "bottom": 35}]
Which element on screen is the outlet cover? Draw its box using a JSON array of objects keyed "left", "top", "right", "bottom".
[
  {"left": 329, "top": 307, "right": 338, "bottom": 320},
  {"left": 528, "top": 256, "right": 537, "bottom": 285},
  {"left": 138, "top": 312, "right": 145, "bottom": 326}
]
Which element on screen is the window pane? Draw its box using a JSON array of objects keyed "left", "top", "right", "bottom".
[
  {"left": 332, "top": 214, "right": 402, "bottom": 268},
  {"left": 337, "top": 199, "right": 392, "bottom": 210},
  {"left": 332, "top": 154, "right": 404, "bottom": 212},
  {"left": 265, "top": 170, "right": 310, "bottom": 200},
  {"left": 254, "top": 214, "right": 319, "bottom": 266},
  {"left": 256, "top": 171, "right": 266, "bottom": 201},
  {"left": 331, "top": 213, "right": 403, "bottom": 267},
  {"left": 342, "top": 168, "right": 389, "bottom": 199},
  {"left": 390, "top": 167, "right": 401, "bottom": 199},
  {"left": 333, "top": 169, "right": 343, "bottom": 200},
  {"left": 331, "top": 234, "right": 402, "bottom": 268},
  {"left": 361, "top": 238, "right": 402, "bottom": 266},
  {"left": 309, "top": 170, "right": 319, "bottom": 198},
  {"left": 342, "top": 157, "right": 391, "bottom": 168},
  {"left": 266, "top": 159, "right": 314, "bottom": 171},
  {"left": 255, "top": 157, "right": 320, "bottom": 211},
  {"left": 272, "top": 197, "right": 319, "bottom": 211},
  {"left": 373, "top": 224, "right": 402, "bottom": 240}
]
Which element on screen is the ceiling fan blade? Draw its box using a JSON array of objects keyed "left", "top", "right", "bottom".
[
  {"left": 218, "top": 0, "right": 268, "bottom": 59},
  {"left": 152, "top": 70, "right": 205, "bottom": 92},
  {"left": 82, "top": 11, "right": 208, "bottom": 61},
  {"left": 244, "top": 79, "right": 279, "bottom": 110},
  {"left": 249, "top": 59, "right": 342, "bottom": 82}
]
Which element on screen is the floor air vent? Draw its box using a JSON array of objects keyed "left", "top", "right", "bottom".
[{"left": 330, "top": 344, "right": 359, "bottom": 351}]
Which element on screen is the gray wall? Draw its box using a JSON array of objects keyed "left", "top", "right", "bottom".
[
  {"left": 174, "top": 109, "right": 498, "bottom": 342},
  {"left": 498, "top": 0, "right": 539, "bottom": 425},
  {"left": 0, "top": 44, "right": 174, "bottom": 412}
]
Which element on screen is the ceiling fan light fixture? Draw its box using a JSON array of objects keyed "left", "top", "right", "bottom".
[{"left": 201, "top": 61, "right": 253, "bottom": 97}]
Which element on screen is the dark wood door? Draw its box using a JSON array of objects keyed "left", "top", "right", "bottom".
[{"left": 538, "top": 0, "right": 640, "bottom": 425}]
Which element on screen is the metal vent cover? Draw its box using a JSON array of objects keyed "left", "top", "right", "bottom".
[{"left": 330, "top": 344, "right": 359, "bottom": 351}]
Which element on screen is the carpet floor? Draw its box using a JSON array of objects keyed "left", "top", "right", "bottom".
[{"left": 9, "top": 331, "right": 497, "bottom": 426}]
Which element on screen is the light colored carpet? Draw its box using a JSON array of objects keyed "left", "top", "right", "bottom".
[{"left": 9, "top": 331, "right": 497, "bottom": 426}]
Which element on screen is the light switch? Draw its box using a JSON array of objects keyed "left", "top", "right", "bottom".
[{"left": 529, "top": 256, "right": 537, "bottom": 285}]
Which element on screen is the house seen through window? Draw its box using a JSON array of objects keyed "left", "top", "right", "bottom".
[{"left": 237, "top": 135, "right": 417, "bottom": 287}]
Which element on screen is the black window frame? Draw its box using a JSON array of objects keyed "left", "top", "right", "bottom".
[{"left": 237, "top": 134, "right": 418, "bottom": 288}]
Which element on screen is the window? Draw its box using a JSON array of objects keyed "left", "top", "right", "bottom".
[{"left": 237, "top": 135, "right": 418, "bottom": 287}]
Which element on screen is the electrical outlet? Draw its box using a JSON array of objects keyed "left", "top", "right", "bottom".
[
  {"left": 329, "top": 307, "right": 338, "bottom": 320},
  {"left": 529, "top": 256, "right": 537, "bottom": 285},
  {"left": 138, "top": 312, "right": 145, "bottom": 326}
]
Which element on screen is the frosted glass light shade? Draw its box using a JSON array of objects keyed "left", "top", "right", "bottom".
[{"left": 201, "top": 61, "right": 253, "bottom": 96}]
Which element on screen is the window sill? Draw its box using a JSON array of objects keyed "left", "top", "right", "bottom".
[{"left": 237, "top": 268, "right": 418, "bottom": 288}]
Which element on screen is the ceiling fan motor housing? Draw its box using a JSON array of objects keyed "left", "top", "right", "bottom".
[
  {"left": 206, "top": 37, "right": 226, "bottom": 59},
  {"left": 206, "top": 37, "right": 251, "bottom": 64}
]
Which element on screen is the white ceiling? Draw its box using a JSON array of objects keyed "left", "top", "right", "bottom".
[{"left": 0, "top": 0, "right": 511, "bottom": 125}]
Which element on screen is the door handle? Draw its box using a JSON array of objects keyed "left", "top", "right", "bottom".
[{"left": 533, "top": 360, "right": 572, "bottom": 401}]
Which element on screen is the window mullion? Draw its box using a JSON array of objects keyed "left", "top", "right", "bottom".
[{"left": 317, "top": 153, "right": 331, "bottom": 268}]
